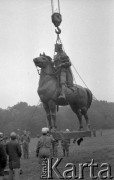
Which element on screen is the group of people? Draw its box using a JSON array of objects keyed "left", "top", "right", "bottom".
[
  {"left": 0, "top": 130, "right": 30, "bottom": 180},
  {"left": 36, "top": 128, "right": 71, "bottom": 162},
  {"left": 0, "top": 132, "right": 22, "bottom": 180},
  {"left": 0, "top": 128, "right": 71, "bottom": 179},
  {"left": 0, "top": 126, "right": 84, "bottom": 179}
]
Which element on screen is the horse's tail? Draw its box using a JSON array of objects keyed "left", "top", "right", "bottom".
[{"left": 85, "top": 88, "right": 93, "bottom": 109}]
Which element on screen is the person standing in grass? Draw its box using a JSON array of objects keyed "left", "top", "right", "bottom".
[
  {"left": 36, "top": 128, "right": 54, "bottom": 161},
  {"left": 21, "top": 130, "right": 30, "bottom": 159},
  {"left": 6, "top": 132, "right": 22, "bottom": 180},
  {"left": 0, "top": 133, "right": 7, "bottom": 180},
  {"left": 36, "top": 127, "right": 55, "bottom": 178},
  {"left": 61, "top": 129, "right": 70, "bottom": 157},
  {"left": 52, "top": 139, "right": 59, "bottom": 157}
]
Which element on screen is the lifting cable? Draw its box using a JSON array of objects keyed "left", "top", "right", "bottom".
[
  {"left": 51, "top": 0, "right": 61, "bottom": 14},
  {"left": 51, "top": 1, "right": 77, "bottom": 86},
  {"left": 51, "top": 1, "right": 97, "bottom": 101},
  {"left": 72, "top": 64, "right": 98, "bottom": 100}
]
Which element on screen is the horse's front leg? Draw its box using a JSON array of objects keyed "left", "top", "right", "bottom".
[
  {"left": 49, "top": 100, "right": 57, "bottom": 130},
  {"left": 43, "top": 102, "right": 52, "bottom": 130}
]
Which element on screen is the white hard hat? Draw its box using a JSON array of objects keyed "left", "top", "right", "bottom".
[
  {"left": 41, "top": 127, "right": 48, "bottom": 134},
  {"left": 0, "top": 132, "right": 3, "bottom": 139},
  {"left": 0, "top": 132, "right": 3, "bottom": 136},
  {"left": 66, "top": 129, "right": 70, "bottom": 132},
  {"left": 10, "top": 132, "right": 17, "bottom": 139}
]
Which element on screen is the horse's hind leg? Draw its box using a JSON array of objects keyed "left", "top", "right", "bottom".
[
  {"left": 70, "top": 104, "right": 83, "bottom": 130},
  {"left": 84, "top": 113, "right": 90, "bottom": 130},
  {"left": 43, "top": 103, "right": 52, "bottom": 130},
  {"left": 76, "top": 109, "right": 83, "bottom": 130},
  {"left": 81, "top": 107, "right": 90, "bottom": 130}
]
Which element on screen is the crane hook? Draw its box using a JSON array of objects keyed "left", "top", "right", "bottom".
[{"left": 55, "top": 27, "right": 61, "bottom": 34}]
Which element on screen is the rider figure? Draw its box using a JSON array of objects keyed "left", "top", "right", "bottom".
[{"left": 54, "top": 43, "right": 73, "bottom": 101}]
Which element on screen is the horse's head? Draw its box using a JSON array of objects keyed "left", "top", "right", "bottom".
[{"left": 33, "top": 53, "right": 53, "bottom": 69}]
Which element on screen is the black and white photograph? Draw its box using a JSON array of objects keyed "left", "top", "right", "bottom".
[{"left": 0, "top": 0, "right": 114, "bottom": 179}]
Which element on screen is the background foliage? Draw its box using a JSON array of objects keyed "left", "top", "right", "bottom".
[{"left": 0, "top": 100, "right": 114, "bottom": 136}]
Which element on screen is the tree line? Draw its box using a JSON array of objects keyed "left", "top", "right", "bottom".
[{"left": 0, "top": 100, "right": 114, "bottom": 137}]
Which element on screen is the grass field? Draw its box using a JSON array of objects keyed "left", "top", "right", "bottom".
[{"left": 18, "top": 129, "right": 114, "bottom": 179}]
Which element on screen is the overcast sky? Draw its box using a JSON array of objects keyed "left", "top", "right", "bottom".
[{"left": 0, "top": 0, "right": 114, "bottom": 109}]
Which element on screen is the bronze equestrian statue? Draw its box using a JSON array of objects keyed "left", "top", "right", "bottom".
[{"left": 33, "top": 49, "right": 92, "bottom": 131}]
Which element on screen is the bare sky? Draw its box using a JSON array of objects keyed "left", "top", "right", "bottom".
[{"left": 0, "top": 0, "right": 114, "bottom": 109}]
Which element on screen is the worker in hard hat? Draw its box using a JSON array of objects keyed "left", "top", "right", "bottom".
[
  {"left": 61, "top": 129, "right": 70, "bottom": 157},
  {"left": 36, "top": 127, "right": 54, "bottom": 163},
  {"left": 36, "top": 127, "right": 55, "bottom": 178},
  {"left": 6, "top": 132, "right": 22, "bottom": 180}
]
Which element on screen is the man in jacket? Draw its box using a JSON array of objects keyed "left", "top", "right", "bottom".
[
  {"left": 36, "top": 128, "right": 54, "bottom": 161},
  {"left": 6, "top": 132, "right": 22, "bottom": 180},
  {"left": 61, "top": 129, "right": 70, "bottom": 157},
  {"left": 52, "top": 139, "right": 59, "bottom": 157},
  {"left": 36, "top": 127, "right": 55, "bottom": 179},
  {"left": 0, "top": 133, "right": 7, "bottom": 180},
  {"left": 21, "top": 130, "right": 30, "bottom": 159},
  {"left": 54, "top": 43, "right": 73, "bottom": 101}
]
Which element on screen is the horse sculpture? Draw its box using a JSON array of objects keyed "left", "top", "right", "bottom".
[{"left": 33, "top": 54, "right": 92, "bottom": 131}]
